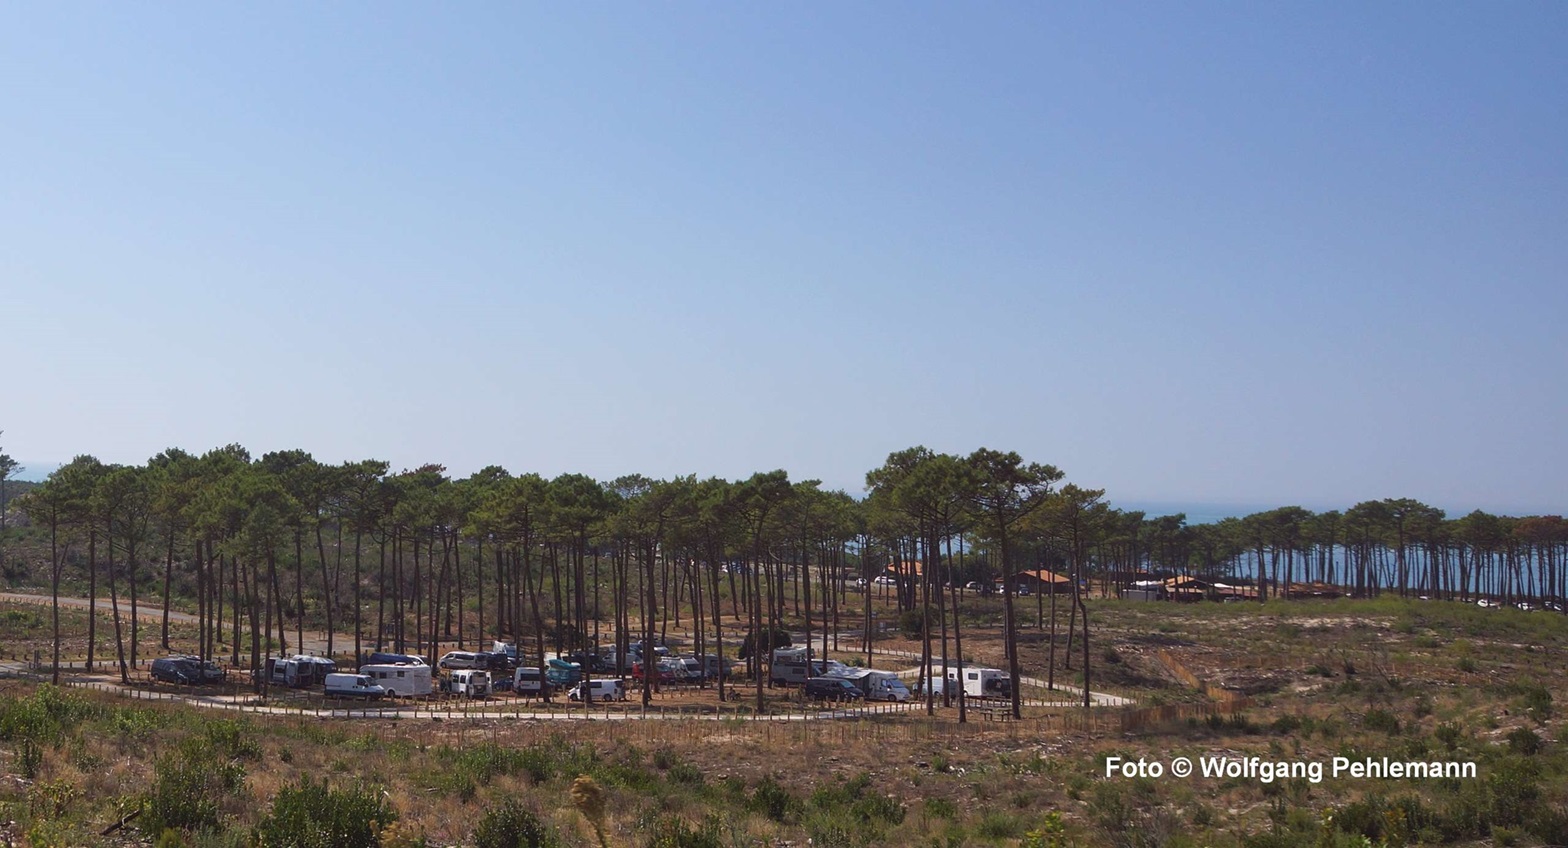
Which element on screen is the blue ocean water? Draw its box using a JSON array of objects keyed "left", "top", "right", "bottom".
[{"left": 1114, "top": 502, "right": 1280, "bottom": 526}]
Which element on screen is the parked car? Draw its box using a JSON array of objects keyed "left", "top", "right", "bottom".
[
  {"left": 323, "top": 673, "right": 387, "bottom": 701},
  {"left": 632, "top": 659, "right": 683, "bottom": 683},
  {"left": 438, "top": 651, "right": 482, "bottom": 670},
  {"left": 151, "top": 655, "right": 226, "bottom": 685},
  {"left": 804, "top": 677, "right": 863, "bottom": 702}
]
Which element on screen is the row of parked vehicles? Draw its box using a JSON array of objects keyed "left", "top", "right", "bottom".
[{"left": 152, "top": 642, "right": 1015, "bottom": 707}]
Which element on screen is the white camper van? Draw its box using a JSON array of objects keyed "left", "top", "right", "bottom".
[
  {"left": 450, "top": 669, "right": 491, "bottom": 698},
  {"left": 568, "top": 679, "right": 627, "bottom": 702},
  {"left": 323, "top": 673, "right": 387, "bottom": 701},
  {"left": 360, "top": 663, "right": 433, "bottom": 698},
  {"left": 944, "top": 666, "right": 1011, "bottom": 699}
]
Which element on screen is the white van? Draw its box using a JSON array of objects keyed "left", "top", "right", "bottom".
[
  {"left": 513, "top": 666, "right": 551, "bottom": 697},
  {"left": 451, "top": 669, "right": 491, "bottom": 698},
  {"left": 324, "top": 673, "right": 387, "bottom": 701},
  {"left": 360, "top": 663, "right": 433, "bottom": 698},
  {"left": 568, "top": 679, "right": 627, "bottom": 702}
]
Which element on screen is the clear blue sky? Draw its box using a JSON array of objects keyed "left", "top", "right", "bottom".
[{"left": 4, "top": 4, "right": 1564, "bottom": 516}]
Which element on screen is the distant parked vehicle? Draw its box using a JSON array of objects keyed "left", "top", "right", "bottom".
[
  {"left": 323, "top": 673, "right": 387, "bottom": 701},
  {"left": 632, "top": 659, "right": 684, "bottom": 683},
  {"left": 944, "top": 666, "right": 1012, "bottom": 699},
  {"left": 513, "top": 667, "right": 552, "bottom": 697},
  {"left": 267, "top": 655, "right": 336, "bottom": 688},
  {"left": 450, "top": 669, "right": 492, "bottom": 698},
  {"left": 364, "top": 651, "right": 427, "bottom": 667},
  {"left": 151, "top": 655, "right": 226, "bottom": 685},
  {"left": 438, "top": 651, "right": 481, "bottom": 670},
  {"left": 546, "top": 658, "right": 582, "bottom": 687},
  {"left": 568, "top": 679, "right": 627, "bottom": 702},
  {"left": 804, "top": 677, "right": 863, "bottom": 702},
  {"left": 359, "top": 663, "right": 432, "bottom": 698}
]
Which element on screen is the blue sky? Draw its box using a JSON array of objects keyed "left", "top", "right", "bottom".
[{"left": 3, "top": 4, "right": 1564, "bottom": 516}]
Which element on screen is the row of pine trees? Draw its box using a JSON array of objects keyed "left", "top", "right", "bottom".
[{"left": 10, "top": 443, "right": 1567, "bottom": 719}]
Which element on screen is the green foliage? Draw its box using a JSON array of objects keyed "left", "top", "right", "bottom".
[
  {"left": 15, "top": 738, "right": 41, "bottom": 778},
  {"left": 1516, "top": 684, "right": 1552, "bottom": 722},
  {"left": 0, "top": 686, "right": 101, "bottom": 746},
  {"left": 644, "top": 814, "right": 723, "bottom": 848},
  {"left": 737, "top": 627, "right": 792, "bottom": 660},
  {"left": 253, "top": 776, "right": 394, "bottom": 848},
  {"left": 1022, "top": 812, "right": 1070, "bottom": 848},
  {"left": 896, "top": 605, "right": 928, "bottom": 639},
  {"left": 141, "top": 747, "right": 247, "bottom": 836},
  {"left": 1505, "top": 727, "right": 1541, "bottom": 755},
  {"left": 472, "top": 799, "right": 556, "bottom": 848},
  {"left": 198, "top": 718, "right": 263, "bottom": 761},
  {"left": 975, "top": 809, "right": 1028, "bottom": 840},
  {"left": 747, "top": 775, "right": 798, "bottom": 823},
  {"left": 924, "top": 798, "right": 957, "bottom": 820},
  {"left": 1362, "top": 708, "right": 1400, "bottom": 735}
]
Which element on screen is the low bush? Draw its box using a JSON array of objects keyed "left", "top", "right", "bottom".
[
  {"left": 747, "top": 775, "right": 798, "bottom": 823},
  {"left": 253, "top": 776, "right": 395, "bottom": 848},
  {"left": 141, "top": 748, "right": 247, "bottom": 836},
  {"left": 472, "top": 799, "right": 556, "bottom": 848}
]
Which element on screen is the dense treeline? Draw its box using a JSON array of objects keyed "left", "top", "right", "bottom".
[{"left": 7, "top": 442, "right": 1567, "bottom": 722}]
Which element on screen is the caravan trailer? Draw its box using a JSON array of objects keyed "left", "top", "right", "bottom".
[
  {"left": 359, "top": 663, "right": 433, "bottom": 698},
  {"left": 944, "top": 666, "right": 1012, "bottom": 699}
]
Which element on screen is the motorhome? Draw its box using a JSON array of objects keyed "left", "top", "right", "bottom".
[
  {"left": 323, "top": 673, "right": 387, "bottom": 701},
  {"left": 769, "top": 648, "right": 850, "bottom": 686},
  {"left": 828, "top": 668, "right": 911, "bottom": 702},
  {"left": 359, "top": 663, "right": 433, "bottom": 697},
  {"left": 450, "top": 669, "right": 491, "bottom": 698},
  {"left": 944, "top": 666, "right": 1012, "bottom": 699},
  {"left": 267, "top": 655, "right": 337, "bottom": 688}
]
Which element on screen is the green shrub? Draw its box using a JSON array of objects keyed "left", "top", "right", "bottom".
[
  {"left": 898, "top": 608, "right": 935, "bottom": 640},
  {"left": 924, "top": 798, "right": 957, "bottom": 820},
  {"left": 1517, "top": 685, "right": 1552, "bottom": 722},
  {"left": 1506, "top": 727, "right": 1541, "bottom": 755},
  {"left": 253, "top": 776, "right": 393, "bottom": 848},
  {"left": 15, "top": 739, "right": 41, "bottom": 778},
  {"left": 199, "top": 719, "right": 262, "bottom": 762},
  {"left": 473, "top": 799, "right": 556, "bottom": 848},
  {"left": 747, "top": 775, "right": 797, "bottom": 823},
  {"left": 1363, "top": 708, "right": 1400, "bottom": 735},
  {"left": 141, "top": 749, "right": 247, "bottom": 836},
  {"left": 646, "top": 815, "right": 724, "bottom": 848},
  {"left": 976, "top": 810, "right": 1027, "bottom": 840},
  {"left": 849, "top": 794, "right": 905, "bottom": 826},
  {"left": 1434, "top": 722, "right": 1463, "bottom": 751},
  {"left": 667, "top": 761, "right": 704, "bottom": 785},
  {"left": 0, "top": 686, "right": 101, "bottom": 746}
]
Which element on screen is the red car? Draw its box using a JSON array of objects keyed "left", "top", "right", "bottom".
[{"left": 631, "top": 660, "right": 679, "bottom": 683}]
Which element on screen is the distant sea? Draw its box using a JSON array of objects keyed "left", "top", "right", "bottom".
[
  {"left": 12, "top": 462, "right": 61, "bottom": 483},
  {"left": 1114, "top": 502, "right": 1279, "bottom": 526}
]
